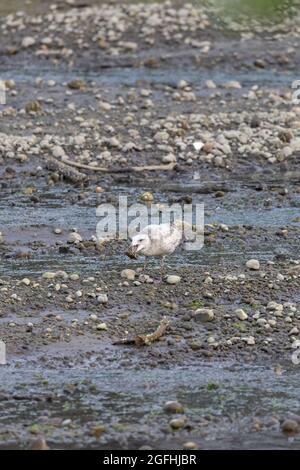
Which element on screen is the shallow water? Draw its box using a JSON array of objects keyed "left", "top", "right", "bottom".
[
  {"left": 0, "top": 64, "right": 297, "bottom": 87},
  {"left": 1, "top": 361, "right": 300, "bottom": 449},
  {"left": 0, "top": 179, "right": 298, "bottom": 277}
]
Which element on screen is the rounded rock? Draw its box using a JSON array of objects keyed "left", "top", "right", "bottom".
[
  {"left": 68, "top": 232, "right": 83, "bottom": 244},
  {"left": 140, "top": 192, "right": 154, "bottom": 202},
  {"left": 169, "top": 417, "right": 186, "bottom": 430},
  {"left": 281, "top": 419, "right": 299, "bottom": 434},
  {"left": 42, "top": 272, "right": 56, "bottom": 280},
  {"left": 166, "top": 275, "right": 181, "bottom": 285},
  {"left": 246, "top": 259, "right": 260, "bottom": 270},
  {"left": 97, "top": 294, "right": 108, "bottom": 304},
  {"left": 193, "top": 308, "right": 214, "bottom": 322},
  {"left": 96, "top": 322, "right": 108, "bottom": 330},
  {"left": 183, "top": 441, "right": 198, "bottom": 450},
  {"left": 21, "top": 36, "right": 36, "bottom": 48},
  {"left": 121, "top": 269, "right": 136, "bottom": 281},
  {"left": 164, "top": 401, "right": 184, "bottom": 414},
  {"left": 235, "top": 308, "right": 248, "bottom": 321}
]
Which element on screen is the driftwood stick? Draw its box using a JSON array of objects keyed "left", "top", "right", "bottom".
[
  {"left": 61, "top": 158, "right": 109, "bottom": 172},
  {"left": 45, "top": 156, "right": 87, "bottom": 183},
  {"left": 113, "top": 317, "right": 171, "bottom": 346},
  {"left": 61, "top": 157, "right": 176, "bottom": 173}
]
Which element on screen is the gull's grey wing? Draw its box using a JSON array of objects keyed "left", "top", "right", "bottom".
[{"left": 141, "top": 224, "right": 172, "bottom": 242}]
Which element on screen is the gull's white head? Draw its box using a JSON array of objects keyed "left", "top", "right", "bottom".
[
  {"left": 131, "top": 233, "right": 151, "bottom": 253},
  {"left": 130, "top": 233, "right": 150, "bottom": 256}
]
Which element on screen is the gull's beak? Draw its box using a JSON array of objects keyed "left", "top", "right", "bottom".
[{"left": 125, "top": 244, "right": 139, "bottom": 260}]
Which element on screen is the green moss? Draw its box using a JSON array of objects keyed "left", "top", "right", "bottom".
[
  {"left": 207, "top": 383, "right": 220, "bottom": 391},
  {"left": 28, "top": 424, "right": 41, "bottom": 435},
  {"left": 233, "top": 321, "right": 247, "bottom": 332},
  {"left": 187, "top": 300, "right": 204, "bottom": 310}
]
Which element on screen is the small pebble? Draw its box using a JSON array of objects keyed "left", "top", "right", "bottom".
[
  {"left": 68, "top": 232, "right": 82, "bottom": 244},
  {"left": 21, "top": 36, "right": 36, "bottom": 48},
  {"left": 121, "top": 269, "right": 136, "bottom": 281},
  {"left": 96, "top": 322, "right": 108, "bottom": 330},
  {"left": 281, "top": 419, "right": 299, "bottom": 434},
  {"left": 97, "top": 294, "right": 108, "bottom": 304},
  {"left": 169, "top": 417, "right": 186, "bottom": 430},
  {"left": 193, "top": 308, "right": 214, "bottom": 322},
  {"left": 182, "top": 441, "right": 198, "bottom": 450},
  {"left": 164, "top": 401, "right": 184, "bottom": 414}
]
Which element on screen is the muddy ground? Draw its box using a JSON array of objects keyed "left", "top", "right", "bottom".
[{"left": 0, "top": 0, "right": 300, "bottom": 450}]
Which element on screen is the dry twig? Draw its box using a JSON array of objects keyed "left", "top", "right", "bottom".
[
  {"left": 113, "top": 317, "right": 171, "bottom": 346},
  {"left": 60, "top": 157, "right": 176, "bottom": 173},
  {"left": 45, "top": 156, "right": 87, "bottom": 183}
]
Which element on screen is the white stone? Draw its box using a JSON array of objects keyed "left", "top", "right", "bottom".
[
  {"left": 246, "top": 259, "right": 260, "bottom": 270},
  {"left": 242, "top": 336, "right": 255, "bottom": 345},
  {"left": 121, "top": 269, "right": 136, "bottom": 281},
  {"left": 68, "top": 232, "right": 82, "bottom": 244},
  {"left": 166, "top": 275, "right": 181, "bottom": 285},
  {"left": 96, "top": 322, "right": 107, "bottom": 330},
  {"left": 205, "top": 80, "right": 217, "bottom": 89},
  {"left": 224, "top": 80, "right": 242, "bottom": 89},
  {"left": 193, "top": 141, "right": 204, "bottom": 151},
  {"left": 290, "top": 138, "right": 300, "bottom": 152},
  {"left": 235, "top": 308, "right": 248, "bottom": 321},
  {"left": 99, "top": 101, "right": 111, "bottom": 111},
  {"left": 42, "top": 271, "right": 56, "bottom": 280},
  {"left": 177, "top": 79, "right": 188, "bottom": 89},
  {"left": 267, "top": 301, "right": 283, "bottom": 312},
  {"left": 194, "top": 308, "right": 214, "bottom": 322},
  {"left": 162, "top": 153, "right": 177, "bottom": 163},
  {"left": 52, "top": 145, "right": 65, "bottom": 158},
  {"left": 154, "top": 131, "right": 169, "bottom": 143},
  {"left": 21, "top": 36, "right": 36, "bottom": 48},
  {"left": 97, "top": 294, "right": 108, "bottom": 304}
]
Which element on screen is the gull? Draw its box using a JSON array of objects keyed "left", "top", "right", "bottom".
[{"left": 126, "top": 221, "right": 186, "bottom": 280}]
